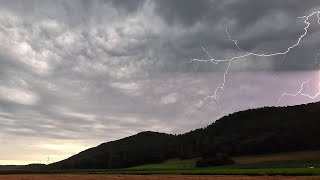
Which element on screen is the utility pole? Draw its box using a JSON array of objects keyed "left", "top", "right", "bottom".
[{"left": 47, "top": 156, "right": 50, "bottom": 164}]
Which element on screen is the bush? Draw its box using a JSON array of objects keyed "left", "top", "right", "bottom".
[{"left": 196, "top": 153, "right": 234, "bottom": 167}]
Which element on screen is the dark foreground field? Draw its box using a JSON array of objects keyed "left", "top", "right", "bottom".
[
  {"left": 2, "top": 151, "right": 320, "bottom": 179},
  {"left": 0, "top": 175, "right": 320, "bottom": 180}
]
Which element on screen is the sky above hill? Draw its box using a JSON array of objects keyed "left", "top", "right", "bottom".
[{"left": 1, "top": 0, "right": 320, "bottom": 165}]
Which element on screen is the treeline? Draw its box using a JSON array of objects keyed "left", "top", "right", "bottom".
[
  {"left": 0, "top": 165, "right": 20, "bottom": 170},
  {"left": 49, "top": 102, "right": 320, "bottom": 169},
  {"left": 0, "top": 164, "right": 47, "bottom": 171}
]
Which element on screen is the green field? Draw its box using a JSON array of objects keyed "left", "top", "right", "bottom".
[
  {"left": 0, "top": 167, "right": 320, "bottom": 176},
  {"left": 128, "top": 150, "right": 320, "bottom": 170},
  {"left": 1, "top": 151, "right": 320, "bottom": 176},
  {"left": 127, "top": 158, "right": 198, "bottom": 170}
]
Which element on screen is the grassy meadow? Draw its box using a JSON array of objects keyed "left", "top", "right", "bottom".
[{"left": 1, "top": 150, "right": 320, "bottom": 176}]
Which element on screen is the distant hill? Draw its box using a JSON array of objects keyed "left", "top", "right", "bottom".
[
  {"left": 0, "top": 165, "right": 21, "bottom": 170},
  {"left": 0, "top": 164, "right": 47, "bottom": 171},
  {"left": 50, "top": 132, "right": 175, "bottom": 169},
  {"left": 49, "top": 102, "right": 320, "bottom": 169}
]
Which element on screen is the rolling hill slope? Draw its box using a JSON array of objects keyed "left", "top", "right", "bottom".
[{"left": 49, "top": 102, "right": 320, "bottom": 169}]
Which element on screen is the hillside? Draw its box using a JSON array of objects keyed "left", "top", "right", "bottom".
[
  {"left": 50, "top": 132, "right": 176, "bottom": 169},
  {"left": 49, "top": 102, "right": 320, "bottom": 169}
]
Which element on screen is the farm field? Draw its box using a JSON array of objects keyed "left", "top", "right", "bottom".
[
  {"left": 1, "top": 151, "right": 320, "bottom": 178},
  {"left": 128, "top": 150, "right": 320, "bottom": 170},
  {"left": 233, "top": 150, "right": 320, "bottom": 164},
  {"left": 1, "top": 167, "right": 320, "bottom": 176},
  {"left": 0, "top": 175, "right": 319, "bottom": 180}
]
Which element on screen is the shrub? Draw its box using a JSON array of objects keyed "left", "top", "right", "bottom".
[{"left": 196, "top": 153, "right": 234, "bottom": 167}]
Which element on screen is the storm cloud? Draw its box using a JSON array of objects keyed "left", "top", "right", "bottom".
[{"left": 0, "top": 0, "right": 320, "bottom": 164}]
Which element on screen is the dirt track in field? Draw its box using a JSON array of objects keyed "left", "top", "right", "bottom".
[{"left": 0, "top": 175, "right": 319, "bottom": 180}]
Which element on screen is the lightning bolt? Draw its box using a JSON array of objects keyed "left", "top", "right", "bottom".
[
  {"left": 278, "top": 79, "right": 320, "bottom": 103},
  {"left": 278, "top": 50, "right": 320, "bottom": 103},
  {"left": 190, "top": 11, "right": 320, "bottom": 104}
]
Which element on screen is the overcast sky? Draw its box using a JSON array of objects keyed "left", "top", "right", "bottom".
[{"left": 1, "top": 0, "right": 320, "bottom": 165}]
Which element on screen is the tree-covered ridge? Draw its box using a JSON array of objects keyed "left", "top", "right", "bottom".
[{"left": 49, "top": 102, "right": 320, "bottom": 169}]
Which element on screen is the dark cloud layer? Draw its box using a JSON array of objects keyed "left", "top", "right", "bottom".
[{"left": 0, "top": 0, "right": 320, "bottom": 164}]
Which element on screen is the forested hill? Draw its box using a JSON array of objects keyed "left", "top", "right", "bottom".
[{"left": 49, "top": 102, "right": 320, "bottom": 169}]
